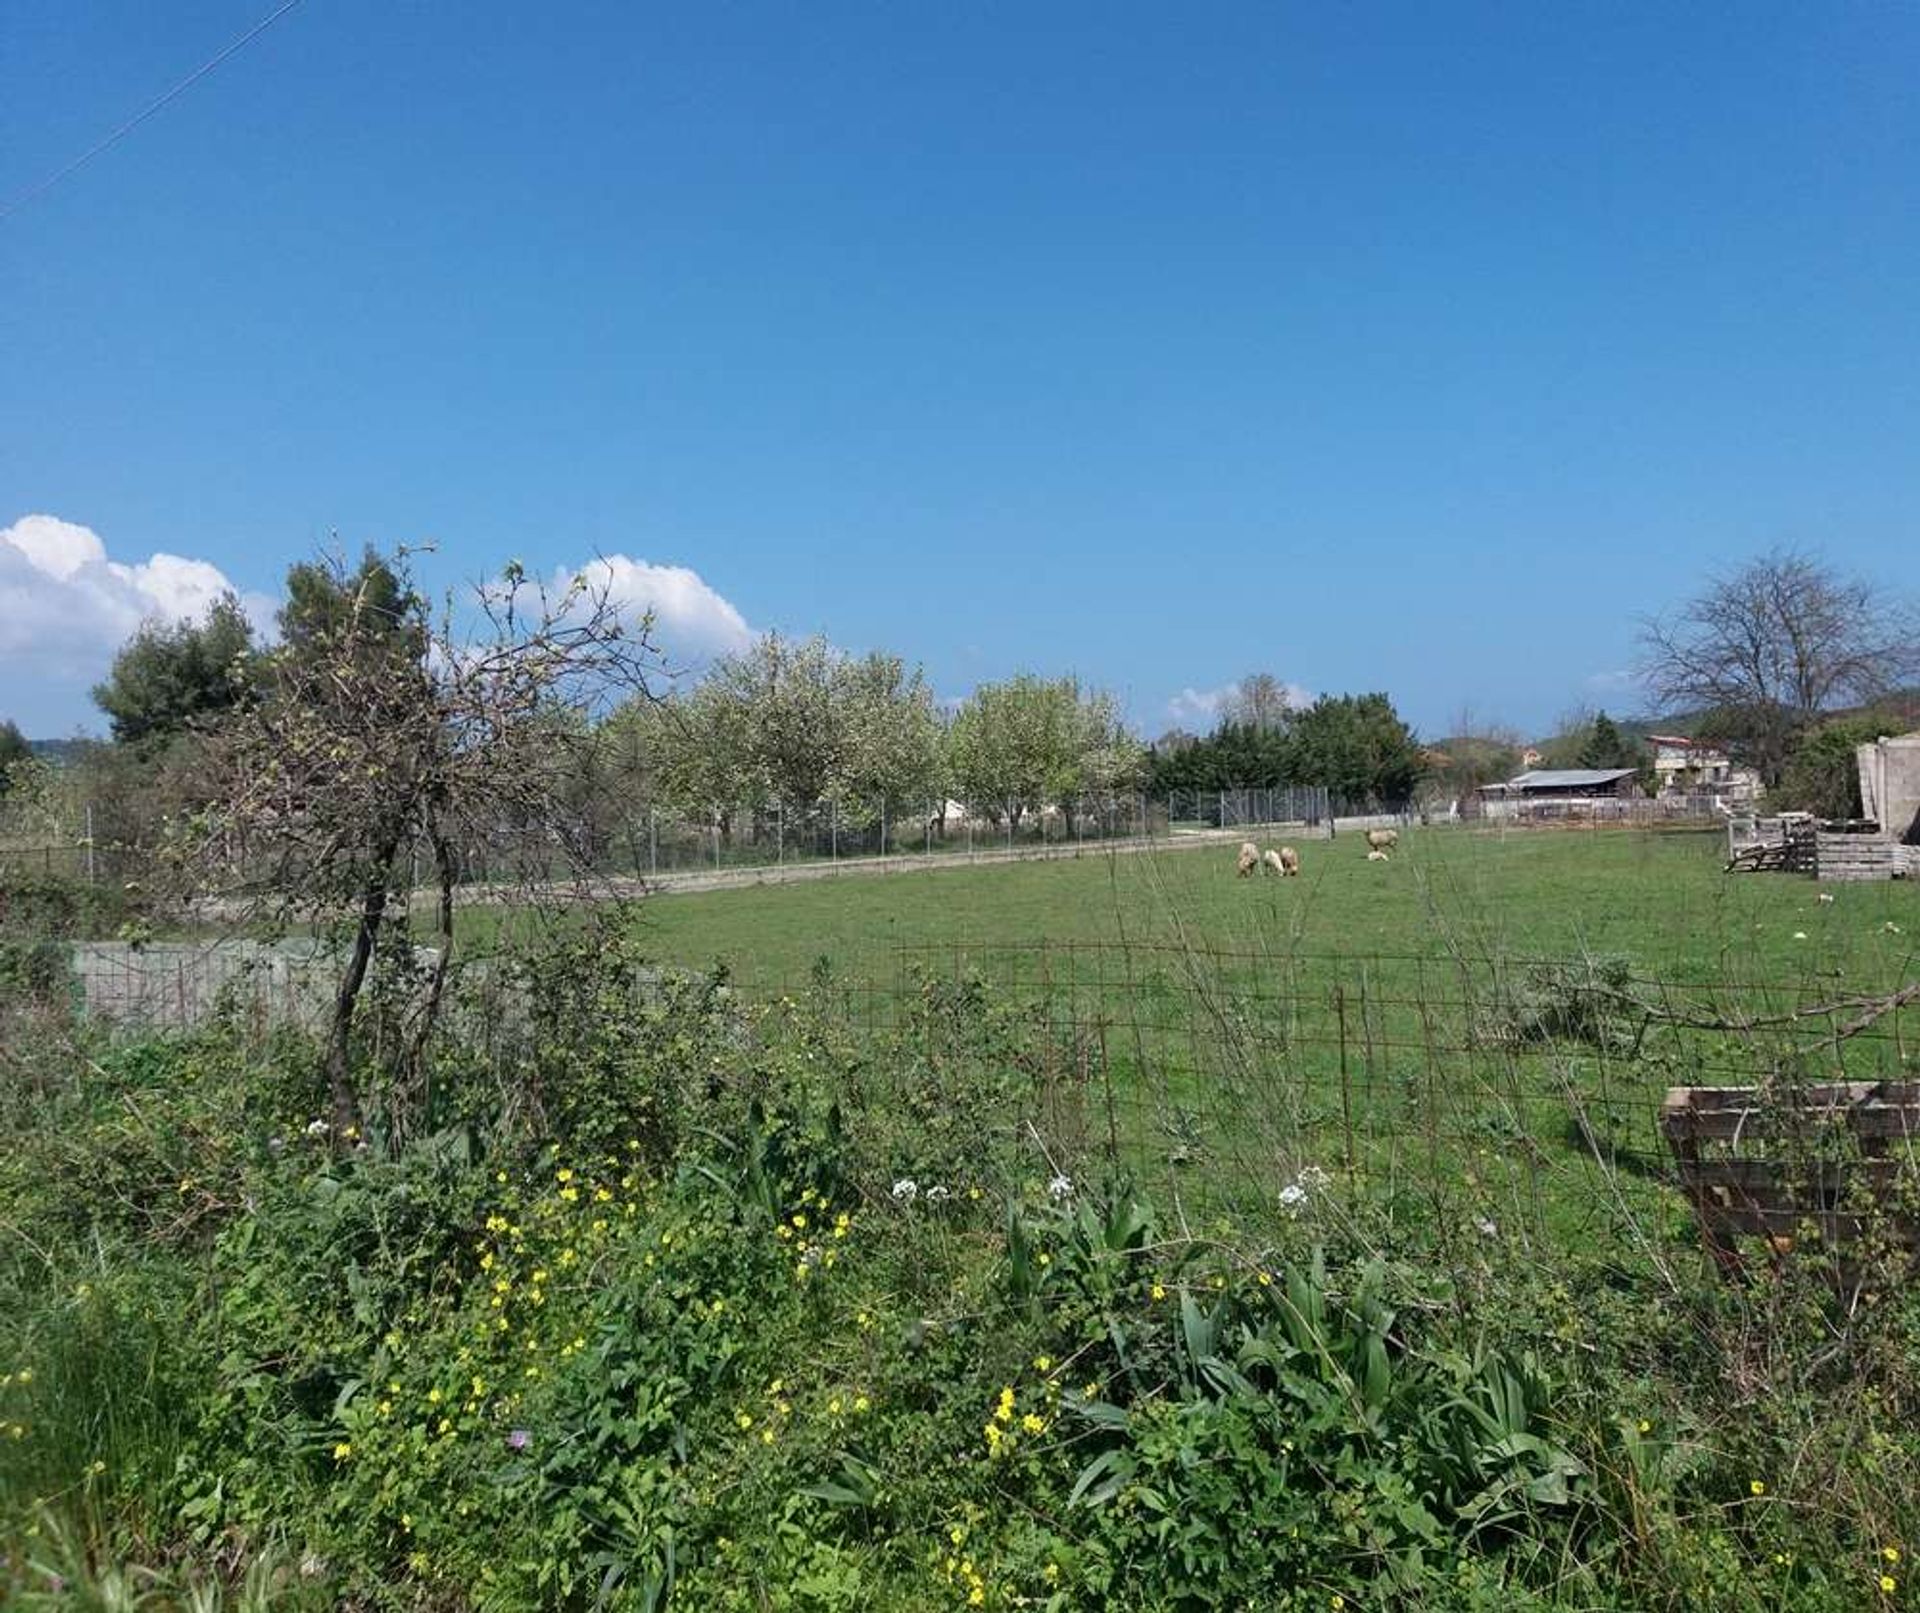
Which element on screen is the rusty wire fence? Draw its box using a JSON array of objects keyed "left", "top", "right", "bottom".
[
  {"left": 61, "top": 933, "right": 1920, "bottom": 1273},
  {"left": 758, "top": 942, "right": 1916, "bottom": 1249}
]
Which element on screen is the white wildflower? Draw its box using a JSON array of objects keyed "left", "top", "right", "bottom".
[
  {"left": 304, "top": 1119, "right": 330, "bottom": 1139},
  {"left": 925, "top": 1185, "right": 951, "bottom": 1204},
  {"left": 1475, "top": 1217, "right": 1498, "bottom": 1239},
  {"left": 1816, "top": 892, "right": 1835, "bottom": 905},
  {"left": 890, "top": 1178, "right": 918, "bottom": 1204},
  {"left": 1792, "top": 931, "right": 1808, "bottom": 941},
  {"left": 1047, "top": 1173, "right": 1074, "bottom": 1201},
  {"left": 1277, "top": 1182, "right": 1308, "bottom": 1214}
]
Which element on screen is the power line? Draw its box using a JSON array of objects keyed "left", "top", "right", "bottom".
[{"left": 0, "top": 0, "right": 310, "bottom": 224}]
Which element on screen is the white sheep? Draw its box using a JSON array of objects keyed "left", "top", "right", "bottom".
[
  {"left": 1366, "top": 848, "right": 1390, "bottom": 863},
  {"left": 1277, "top": 845, "right": 1301, "bottom": 876},
  {"left": 1261, "top": 848, "right": 1285, "bottom": 876},
  {"left": 1365, "top": 827, "right": 1399, "bottom": 852},
  {"left": 1236, "top": 841, "right": 1260, "bottom": 878}
]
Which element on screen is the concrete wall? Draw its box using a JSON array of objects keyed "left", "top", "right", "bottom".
[{"left": 1857, "top": 732, "right": 1920, "bottom": 845}]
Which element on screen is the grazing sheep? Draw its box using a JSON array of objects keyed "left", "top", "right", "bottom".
[
  {"left": 1278, "top": 845, "right": 1301, "bottom": 876},
  {"left": 1366, "top": 848, "right": 1390, "bottom": 863},
  {"left": 1236, "top": 841, "right": 1260, "bottom": 878},
  {"left": 1261, "top": 848, "right": 1285, "bottom": 876},
  {"left": 1365, "top": 827, "right": 1399, "bottom": 852}
]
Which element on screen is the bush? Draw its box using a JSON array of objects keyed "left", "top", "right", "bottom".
[{"left": 4, "top": 943, "right": 1920, "bottom": 1609}]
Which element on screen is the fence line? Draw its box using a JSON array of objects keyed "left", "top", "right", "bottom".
[
  {"left": 59, "top": 936, "right": 1919, "bottom": 1260},
  {"left": 5, "top": 787, "right": 1359, "bottom": 891}
]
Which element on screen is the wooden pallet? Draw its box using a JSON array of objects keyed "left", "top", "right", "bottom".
[{"left": 1662, "top": 1082, "right": 1920, "bottom": 1275}]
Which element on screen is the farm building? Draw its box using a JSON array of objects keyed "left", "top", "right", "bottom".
[
  {"left": 1469, "top": 767, "right": 1644, "bottom": 822},
  {"left": 1648, "top": 735, "right": 1761, "bottom": 803}
]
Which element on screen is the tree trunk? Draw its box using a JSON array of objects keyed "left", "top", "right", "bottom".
[
  {"left": 406, "top": 816, "right": 458, "bottom": 1114},
  {"left": 323, "top": 834, "right": 402, "bottom": 1136}
]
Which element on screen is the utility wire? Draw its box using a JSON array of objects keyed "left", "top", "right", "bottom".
[{"left": 0, "top": 0, "right": 309, "bottom": 224}]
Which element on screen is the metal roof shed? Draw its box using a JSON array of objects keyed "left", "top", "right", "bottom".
[{"left": 1505, "top": 768, "right": 1641, "bottom": 796}]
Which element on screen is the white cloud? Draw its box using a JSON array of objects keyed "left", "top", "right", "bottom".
[
  {"left": 554, "top": 554, "right": 754, "bottom": 668},
  {"left": 0, "top": 514, "right": 273, "bottom": 732},
  {"left": 1165, "top": 678, "right": 1313, "bottom": 727}
]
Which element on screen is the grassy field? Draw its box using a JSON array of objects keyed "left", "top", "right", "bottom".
[
  {"left": 625, "top": 825, "right": 1916, "bottom": 990},
  {"left": 600, "top": 827, "right": 1919, "bottom": 1251}
]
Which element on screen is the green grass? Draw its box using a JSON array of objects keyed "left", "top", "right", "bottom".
[
  {"left": 592, "top": 827, "right": 1920, "bottom": 1255},
  {"left": 622, "top": 826, "right": 1917, "bottom": 992}
]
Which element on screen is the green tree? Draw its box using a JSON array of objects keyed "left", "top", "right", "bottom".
[
  {"left": 0, "top": 720, "right": 28, "bottom": 795},
  {"left": 947, "top": 675, "right": 1141, "bottom": 828},
  {"left": 637, "top": 635, "right": 945, "bottom": 831},
  {"left": 90, "top": 594, "right": 259, "bottom": 745},
  {"left": 1775, "top": 715, "right": 1886, "bottom": 819},
  {"left": 1286, "top": 693, "right": 1424, "bottom": 807},
  {"left": 1578, "top": 711, "right": 1642, "bottom": 771},
  {"left": 279, "top": 547, "right": 426, "bottom": 663}
]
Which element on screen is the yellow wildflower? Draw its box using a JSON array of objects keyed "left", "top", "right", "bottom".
[
  {"left": 332, "top": 1442, "right": 352, "bottom": 1461},
  {"left": 1150, "top": 1282, "right": 1166, "bottom": 1301}
]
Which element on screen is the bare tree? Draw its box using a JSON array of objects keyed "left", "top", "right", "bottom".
[
  {"left": 1637, "top": 550, "right": 1915, "bottom": 784},
  {"left": 192, "top": 549, "right": 664, "bottom": 1133},
  {"left": 1222, "top": 672, "right": 1298, "bottom": 733}
]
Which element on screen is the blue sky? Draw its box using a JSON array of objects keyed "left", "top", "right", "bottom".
[{"left": 3, "top": 2, "right": 1915, "bottom": 739}]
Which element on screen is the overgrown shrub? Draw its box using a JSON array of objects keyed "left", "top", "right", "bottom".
[{"left": 4, "top": 943, "right": 1920, "bottom": 1610}]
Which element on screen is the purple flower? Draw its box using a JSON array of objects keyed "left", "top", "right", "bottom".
[{"left": 506, "top": 1428, "right": 532, "bottom": 1451}]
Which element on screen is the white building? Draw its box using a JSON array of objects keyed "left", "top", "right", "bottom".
[{"left": 1648, "top": 735, "right": 1761, "bottom": 802}]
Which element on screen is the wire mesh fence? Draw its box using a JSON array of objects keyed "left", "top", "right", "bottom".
[
  {"left": 5, "top": 789, "right": 1343, "bottom": 892},
  {"left": 59, "top": 933, "right": 1920, "bottom": 1272}
]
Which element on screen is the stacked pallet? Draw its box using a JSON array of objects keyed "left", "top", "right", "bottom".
[
  {"left": 1663, "top": 1081, "right": 1920, "bottom": 1276},
  {"left": 1816, "top": 833, "right": 1899, "bottom": 881},
  {"left": 1725, "top": 816, "right": 1816, "bottom": 873}
]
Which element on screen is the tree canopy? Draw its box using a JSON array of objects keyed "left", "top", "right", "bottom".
[
  {"left": 90, "top": 593, "right": 260, "bottom": 745},
  {"left": 195, "top": 549, "right": 663, "bottom": 1133},
  {"left": 1149, "top": 692, "right": 1423, "bottom": 806},
  {"left": 632, "top": 634, "right": 944, "bottom": 820},
  {"left": 0, "top": 720, "right": 28, "bottom": 795},
  {"left": 946, "top": 675, "right": 1141, "bottom": 826}
]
